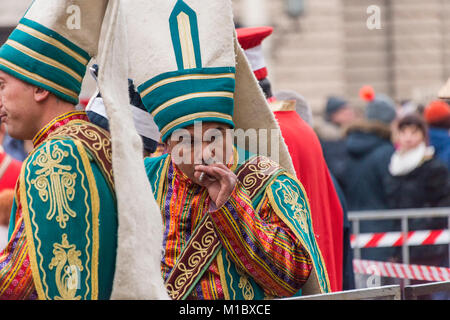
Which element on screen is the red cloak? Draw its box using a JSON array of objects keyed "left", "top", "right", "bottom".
[{"left": 0, "top": 151, "right": 21, "bottom": 191}]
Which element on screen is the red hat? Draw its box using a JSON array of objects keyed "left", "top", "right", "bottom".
[
  {"left": 237, "top": 26, "right": 273, "bottom": 81},
  {"left": 424, "top": 100, "right": 450, "bottom": 124}
]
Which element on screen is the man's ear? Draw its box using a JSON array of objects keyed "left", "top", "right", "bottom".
[{"left": 33, "top": 87, "right": 50, "bottom": 102}]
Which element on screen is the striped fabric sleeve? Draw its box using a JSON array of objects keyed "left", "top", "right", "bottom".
[
  {"left": 0, "top": 209, "right": 36, "bottom": 300},
  {"left": 208, "top": 182, "right": 313, "bottom": 297}
]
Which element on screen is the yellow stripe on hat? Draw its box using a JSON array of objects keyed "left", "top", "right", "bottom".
[
  {"left": 151, "top": 91, "right": 234, "bottom": 117},
  {"left": 140, "top": 73, "right": 235, "bottom": 98},
  {"left": 177, "top": 11, "right": 196, "bottom": 69},
  {"left": 5, "top": 40, "right": 82, "bottom": 82},
  {"left": 16, "top": 24, "right": 88, "bottom": 65},
  {"left": 160, "top": 111, "right": 233, "bottom": 137},
  {"left": 0, "top": 57, "right": 79, "bottom": 100}
]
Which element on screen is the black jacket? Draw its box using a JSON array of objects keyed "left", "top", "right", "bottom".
[
  {"left": 385, "top": 156, "right": 450, "bottom": 210},
  {"left": 385, "top": 156, "right": 450, "bottom": 267},
  {"left": 341, "top": 121, "right": 395, "bottom": 214}
]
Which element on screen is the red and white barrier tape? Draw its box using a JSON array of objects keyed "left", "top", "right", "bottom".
[
  {"left": 351, "top": 229, "right": 450, "bottom": 248},
  {"left": 353, "top": 259, "right": 450, "bottom": 281}
]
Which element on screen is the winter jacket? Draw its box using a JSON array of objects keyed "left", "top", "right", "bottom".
[
  {"left": 341, "top": 120, "right": 395, "bottom": 214},
  {"left": 428, "top": 127, "right": 450, "bottom": 171},
  {"left": 385, "top": 155, "right": 450, "bottom": 210},
  {"left": 385, "top": 155, "right": 450, "bottom": 267},
  {"left": 341, "top": 120, "right": 400, "bottom": 262}
]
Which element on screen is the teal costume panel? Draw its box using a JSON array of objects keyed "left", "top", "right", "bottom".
[{"left": 19, "top": 138, "right": 117, "bottom": 300}]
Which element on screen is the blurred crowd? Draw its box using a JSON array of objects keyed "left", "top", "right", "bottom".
[{"left": 314, "top": 86, "right": 450, "bottom": 270}]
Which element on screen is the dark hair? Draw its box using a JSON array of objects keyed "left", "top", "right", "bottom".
[{"left": 397, "top": 113, "right": 429, "bottom": 142}]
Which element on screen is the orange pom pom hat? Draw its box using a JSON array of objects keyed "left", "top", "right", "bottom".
[{"left": 424, "top": 100, "right": 450, "bottom": 124}]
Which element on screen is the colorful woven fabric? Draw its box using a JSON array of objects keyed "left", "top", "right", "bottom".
[
  {"left": 155, "top": 158, "right": 313, "bottom": 299},
  {"left": 0, "top": 197, "right": 37, "bottom": 300}
]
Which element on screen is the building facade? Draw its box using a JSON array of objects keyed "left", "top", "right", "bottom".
[
  {"left": 234, "top": 0, "right": 450, "bottom": 114},
  {"left": 2, "top": 0, "right": 450, "bottom": 113}
]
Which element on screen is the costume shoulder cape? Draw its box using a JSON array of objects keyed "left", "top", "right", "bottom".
[
  {"left": 145, "top": 147, "right": 330, "bottom": 299},
  {"left": 9, "top": 121, "right": 117, "bottom": 300}
]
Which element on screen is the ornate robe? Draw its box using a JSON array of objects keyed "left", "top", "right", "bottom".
[
  {"left": 273, "top": 105, "right": 344, "bottom": 292},
  {"left": 0, "top": 111, "right": 117, "bottom": 300},
  {"left": 145, "top": 146, "right": 330, "bottom": 300}
]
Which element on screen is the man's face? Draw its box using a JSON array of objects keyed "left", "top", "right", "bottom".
[
  {"left": 331, "top": 106, "right": 357, "bottom": 127},
  {"left": 0, "top": 70, "right": 40, "bottom": 140},
  {"left": 167, "top": 122, "right": 233, "bottom": 184}
]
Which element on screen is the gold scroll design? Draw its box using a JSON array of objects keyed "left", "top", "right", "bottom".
[
  {"left": 239, "top": 157, "right": 281, "bottom": 199},
  {"left": 48, "top": 122, "right": 113, "bottom": 188},
  {"left": 48, "top": 233, "right": 84, "bottom": 300},
  {"left": 165, "top": 219, "right": 218, "bottom": 300},
  {"left": 282, "top": 184, "right": 308, "bottom": 233},
  {"left": 236, "top": 267, "right": 255, "bottom": 300},
  {"left": 31, "top": 144, "right": 77, "bottom": 229}
]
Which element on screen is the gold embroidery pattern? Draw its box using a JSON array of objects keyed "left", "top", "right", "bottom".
[
  {"left": 48, "top": 234, "right": 84, "bottom": 300},
  {"left": 48, "top": 121, "right": 113, "bottom": 188},
  {"left": 31, "top": 143, "right": 77, "bottom": 229},
  {"left": 236, "top": 267, "right": 255, "bottom": 300},
  {"left": 165, "top": 219, "right": 220, "bottom": 300},
  {"left": 282, "top": 184, "right": 308, "bottom": 233},
  {"left": 237, "top": 156, "right": 281, "bottom": 199}
]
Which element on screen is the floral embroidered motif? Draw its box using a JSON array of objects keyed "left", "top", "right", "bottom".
[
  {"left": 48, "top": 234, "right": 83, "bottom": 300},
  {"left": 282, "top": 184, "right": 308, "bottom": 233}
]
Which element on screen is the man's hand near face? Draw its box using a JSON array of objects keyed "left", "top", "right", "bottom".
[{"left": 194, "top": 163, "right": 237, "bottom": 209}]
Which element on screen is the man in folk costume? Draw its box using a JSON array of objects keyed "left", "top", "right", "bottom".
[
  {"left": 0, "top": 1, "right": 168, "bottom": 300},
  {"left": 142, "top": 1, "right": 330, "bottom": 299},
  {"left": 236, "top": 26, "right": 347, "bottom": 292},
  {"left": 0, "top": 5, "right": 119, "bottom": 300}
]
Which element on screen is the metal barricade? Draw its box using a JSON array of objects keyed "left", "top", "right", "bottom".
[
  {"left": 283, "top": 285, "right": 401, "bottom": 300},
  {"left": 349, "top": 207, "right": 450, "bottom": 285}
]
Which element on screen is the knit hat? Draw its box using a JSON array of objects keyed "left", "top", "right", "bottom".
[
  {"left": 325, "top": 96, "right": 348, "bottom": 119},
  {"left": 360, "top": 86, "right": 396, "bottom": 124},
  {"left": 424, "top": 100, "right": 450, "bottom": 125},
  {"left": 0, "top": 17, "right": 91, "bottom": 105}
]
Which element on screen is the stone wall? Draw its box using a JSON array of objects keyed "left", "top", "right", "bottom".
[
  {"left": 234, "top": 0, "right": 450, "bottom": 114},
  {"left": 3, "top": 0, "right": 450, "bottom": 112}
]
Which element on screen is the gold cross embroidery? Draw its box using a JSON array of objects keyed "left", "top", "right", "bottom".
[{"left": 31, "top": 143, "right": 77, "bottom": 229}]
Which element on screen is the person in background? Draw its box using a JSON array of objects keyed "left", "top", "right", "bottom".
[
  {"left": 314, "top": 96, "right": 358, "bottom": 188},
  {"left": 423, "top": 100, "right": 450, "bottom": 171},
  {"left": 0, "top": 189, "right": 14, "bottom": 250},
  {"left": 386, "top": 113, "right": 450, "bottom": 291},
  {"left": 340, "top": 86, "right": 399, "bottom": 265},
  {"left": 342, "top": 86, "right": 396, "bottom": 212},
  {"left": 386, "top": 113, "right": 450, "bottom": 209},
  {"left": 274, "top": 90, "right": 314, "bottom": 127}
]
